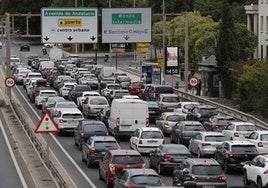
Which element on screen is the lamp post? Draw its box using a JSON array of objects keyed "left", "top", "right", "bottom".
[{"left": 161, "top": 0, "right": 166, "bottom": 84}]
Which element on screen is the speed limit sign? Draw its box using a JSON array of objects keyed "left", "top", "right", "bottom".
[
  {"left": 188, "top": 76, "right": 198, "bottom": 88},
  {"left": 5, "top": 77, "right": 16, "bottom": 88}
]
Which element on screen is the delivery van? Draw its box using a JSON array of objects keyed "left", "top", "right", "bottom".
[{"left": 108, "top": 99, "right": 149, "bottom": 138}]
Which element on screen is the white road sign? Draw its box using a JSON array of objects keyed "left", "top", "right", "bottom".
[
  {"left": 5, "top": 77, "right": 15, "bottom": 88},
  {"left": 102, "top": 8, "right": 152, "bottom": 43},
  {"left": 41, "top": 8, "right": 98, "bottom": 43}
]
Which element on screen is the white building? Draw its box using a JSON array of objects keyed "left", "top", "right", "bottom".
[{"left": 245, "top": 1, "right": 268, "bottom": 59}]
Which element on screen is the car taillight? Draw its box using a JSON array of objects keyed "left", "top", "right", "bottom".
[
  {"left": 162, "top": 155, "right": 171, "bottom": 162},
  {"left": 258, "top": 142, "right": 263, "bottom": 147},
  {"left": 116, "top": 117, "right": 120, "bottom": 127},
  {"left": 182, "top": 109, "right": 187, "bottom": 114},
  {"left": 109, "top": 164, "right": 115, "bottom": 173},
  {"left": 202, "top": 143, "right": 211, "bottom": 147},
  {"left": 264, "top": 170, "right": 268, "bottom": 174},
  {"left": 146, "top": 118, "right": 149, "bottom": 127},
  {"left": 234, "top": 132, "right": 239, "bottom": 137},
  {"left": 125, "top": 185, "right": 136, "bottom": 188},
  {"left": 59, "top": 119, "right": 67, "bottom": 123},
  {"left": 90, "top": 148, "right": 96, "bottom": 153},
  {"left": 106, "top": 132, "right": 109, "bottom": 136},
  {"left": 181, "top": 129, "right": 185, "bottom": 135},
  {"left": 220, "top": 175, "right": 227, "bottom": 181},
  {"left": 164, "top": 121, "right": 169, "bottom": 127},
  {"left": 196, "top": 113, "right": 201, "bottom": 119},
  {"left": 80, "top": 133, "right": 84, "bottom": 139},
  {"left": 228, "top": 153, "right": 238, "bottom": 157}
]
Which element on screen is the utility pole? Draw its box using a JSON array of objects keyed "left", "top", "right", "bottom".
[
  {"left": 5, "top": 13, "right": 11, "bottom": 99},
  {"left": 162, "top": 0, "right": 166, "bottom": 84},
  {"left": 184, "top": 11, "right": 189, "bottom": 92}
]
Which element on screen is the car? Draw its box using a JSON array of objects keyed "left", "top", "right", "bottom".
[
  {"left": 53, "top": 75, "right": 72, "bottom": 90},
  {"left": 127, "top": 81, "right": 143, "bottom": 95},
  {"left": 147, "top": 101, "right": 161, "bottom": 122},
  {"left": 53, "top": 108, "right": 84, "bottom": 134},
  {"left": 188, "top": 132, "right": 226, "bottom": 158},
  {"left": 76, "top": 91, "right": 100, "bottom": 110},
  {"left": 68, "top": 84, "right": 91, "bottom": 102},
  {"left": 13, "top": 68, "right": 32, "bottom": 85},
  {"left": 41, "top": 96, "right": 65, "bottom": 113},
  {"left": 29, "top": 79, "right": 50, "bottom": 102},
  {"left": 158, "top": 94, "right": 180, "bottom": 112},
  {"left": 81, "top": 96, "right": 109, "bottom": 118},
  {"left": 113, "top": 168, "right": 164, "bottom": 188},
  {"left": 74, "top": 120, "right": 109, "bottom": 150},
  {"left": 106, "top": 89, "right": 130, "bottom": 105},
  {"left": 186, "top": 104, "right": 218, "bottom": 124},
  {"left": 23, "top": 72, "right": 43, "bottom": 88},
  {"left": 99, "top": 149, "right": 145, "bottom": 188},
  {"left": 20, "top": 43, "right": 30, "bottom": 51},
  {"left": 155, "top": 112, "right": 186, "bottom": 135},
  {"left": 58, "top": 82, "right": 77, "bottom": 98},
  {"left": 145, "top": 84, "right": 174, "bottom": 101},
  {"left": 10, "top": 57, "right": 22, "bottom": 70},
  {"left": 246, "top": 130, "right": 268, "bottom": 154},
  {"left": 173, "top": 102, "right": 200, "bottom": 115},
  {"left": 214, "top": 140, "right": 259, "bottom": 173},
  {"left": 130, "top": 127, "right": 165, "bottom": 154},
  {"left": 170, "top": 121, "right": 206, "bottom": 146},
  {"left": 222, "top": 121, "right": 257, "bottom": 140},
  {"left": 49, "top": 101, "right": 78, "bottom": 116},
  {"left": 173, "top": 158, "right": 227, "bottom": 188},
  {"left": 203, "top": 114, "right": 236, "bottom": 132},
  {"left": 243, "top": 154, "right": 268, "bottom": 188},
  {"left": 149, "top": 144, "right": 193, "bottom": 174},
  {"left": 81, "top": 136, "right": 120, "bottom": 167},
  {"left": 34, "top": 89, "right": 58, "bottom": 109}
]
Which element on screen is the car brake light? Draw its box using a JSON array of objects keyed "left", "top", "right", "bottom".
[
  {"left": 146, "top": 118, "right": 149, "bottom": 127},
  {"left": 164, "top": 121, "right": 169, "bottom": 127},
  {"left": 162, "top": 155, "right": 171, "bottom": 162},
  {"left": 196, "top": 113, "right": 201, "bottom": 119},
  {"left": 220, "top": 175, "right": 227, "bottom": 181},
  {"left": 125, "top": 185, "right": 136, "bottom": 188},
  {"left": 228, "top": 153, "right": 238, "bottom": 157},
  {"left": 90, "top": 148, "right": 96, "bottom": 153},
  {"left": 258, "top": 142, "right": 263, "bottom": 147},
  {"left": 264, "top": 170, "right": 268, "bottom": 174},
  {"left": 59, "top": 119, "right": 67, "bottom": 123},
  {"left": 234, "top": 132, "right": 239, "bottom": 137},
  {"left": 116, "top": 117, "right": 120, "bottom": 127},
  {"left": 202, "top": 143, "right": 211, "bottom": 147},
  {"left": 182, "top": 109, "right": 187, "bottom": 114}
]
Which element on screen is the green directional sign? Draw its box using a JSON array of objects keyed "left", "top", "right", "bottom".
[{"left": 112, "top": 13, "right": 142, "bottom": 24}]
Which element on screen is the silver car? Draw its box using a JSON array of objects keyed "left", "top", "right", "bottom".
[{"left": 188, "top": 132, "right": 225, "bottom": 158}]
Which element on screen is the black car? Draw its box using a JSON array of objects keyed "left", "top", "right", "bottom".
[
  {"left": 170, "top": 121, "right": 205, "bottom": 146},
  {"left": 186, "top": 104, "right": 218, "bottom": 124},
  {"left": 147, "top": 101, "right": 161, "bottom": 122},
  {"left": 149, "top": 144, "right": 193, "bottom": 174},
  {"left": 74, "top": 120, "right": 109, "bottom": 150},
  {"left": 81, "top": 136, "right": 120, "bottom": 167},
  {"left": 68, "top": 84, "right": 91, "bottom": 102},
  {"left": 20, "top": 43, "right": 30, "bottom": 51},
  {"left": 214, "top": 140, "right": 259, "bottom": 173},
  {"left": 203, "top": 114, "right": 236, "bottom": 132}
]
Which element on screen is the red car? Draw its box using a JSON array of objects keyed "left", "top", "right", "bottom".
[
  {"left": 127, "top": 81, "right": 143, "bottom": 95},
  {"left": 99, "top": 149, "right": 145, "bottom": 188}
]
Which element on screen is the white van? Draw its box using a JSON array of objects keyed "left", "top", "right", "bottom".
[
  {"left": 101, "top": 66, "right": 116, "bottom": 77},
  {"left": 108, "top": 99, "right": 149, "bottom": 137}
]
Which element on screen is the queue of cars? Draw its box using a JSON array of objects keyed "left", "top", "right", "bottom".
[{"left": 12, "top": 53, "right": 268, "bottom": 188}]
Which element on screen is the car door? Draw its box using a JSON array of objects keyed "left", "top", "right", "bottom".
[
  {"left": 130, "top": 129, "right": 139, "bottom": 149},
  {"left": 150, "top": 147, "right": 161, "bottom": 168},
  {"left": 189, "top": 134, "right": 201, "bottom": 154}
]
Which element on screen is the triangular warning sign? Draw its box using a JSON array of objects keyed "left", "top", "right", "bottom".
[{"left": 35, "top": 111, "right": 60, "bottom": 133}]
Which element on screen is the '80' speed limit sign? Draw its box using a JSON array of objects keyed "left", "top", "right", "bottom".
[{"left": 5, "top": 77, "right": 16, "bottom": 88}]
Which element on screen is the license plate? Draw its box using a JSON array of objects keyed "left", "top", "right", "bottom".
[{"left": 147, "top": 140, "right": 157, "bottom": 143}]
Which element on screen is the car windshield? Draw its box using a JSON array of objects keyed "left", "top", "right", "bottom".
[
  {"left": 231, "top": 145, "right": 257, "bottom": 152},
  {"left": 84, "top": 124, "right": 106, "bottom": 132},
  {"left": 162, "top": 97, "right": 179, "bottom": 102},
  {"left": 205, "top": 136, "right": 225, "bottom": 142},
  {"left": 141, "top": 131, "right": 162, "bottom": 139},
  {"left": 166, "top": 115, "right": 185, "bottom": 122},
  {"left": 62, "top": 113, "right": 82, "bottom": 119},
  {"left": 236, "top": 125, "right": 256, "bottom": 131},
  {"left": 90, "top": 98, "right": 108, "bottom": 105},
  {"left": 164, "top": 146, "right": 190, "bottom": 154},
  {"left": 199, "top": 109, "right": 218, "bottom": 116},
  {"left": 40, "top": 92, "right": 57, "bottom": 97},
  {"left": 94, "top": 141, "right": 118, "bottom": 148},
  {"left": 261, "top": 134, "right": 268, "bottom": 141},
  {"left": 130, "top": 175, "right": 161, "bottom": 185},
  {"left": 185, "top": 125, "right": 203, "bottom": 131},
  {"left": 192, "top": 165, "right": 222, "bottom": 175},
  {"left": 56, "top": 103, "right": 77, "bottom": 108},
  {"left": 112, "top": 155, "right": 143, "bottom": 164}
]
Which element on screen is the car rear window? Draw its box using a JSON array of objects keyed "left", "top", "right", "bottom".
[
  {"left": 192, "top": 165, "right": 222, "bottom": 175},
  {"left": 112, "top": 155, "right": 143, "bottom": 164},
  {"left": 185, "top": 125, "right": 203, "bottom": 131},
  {"left": 166, "top": 115, "right": 185, "bottom": 122},
  {"left": 131, "top": 175, "right": 161, "bottom": 185},
  {"left": 155, "top": 87, "right": 173, "bottom": 94},
  {"left": 236, "top": 125, "right": 256, "bottom": 131},
  {"left": 84, "top": 124, "right": 106, "bottom": 132},
  {"left": 76, "top": 86, "right": 91, "bottom": 91},
  {"left": 261, "top": 134, "right": 268, "bottom": 141},
  {"left": 90, "top": 98, "right": 108, "bottom": 105},
  {"left": 94, "top": 141, "right": 118, "bottom": 148},
  {"left": 62, "top": 113, "right": 83, "bottom": 119},
  {"left": 57, "top": 103, "right": 77, "bottom": 108},
  {"left": 205, "top": 136, "right": 225, "bottom": 142},
  {"left": 141, "top": 131, "right": 163, "bottom": 139},
  {"left": 231, "top": 145, "right": 257, "bottom": 152},
  {"left": 162, "top": 97, "right": 179, "bottom": 102}
]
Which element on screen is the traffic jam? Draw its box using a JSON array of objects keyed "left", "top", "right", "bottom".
[{"left": 11, "top": 50, "right": 268, "bottom": 188}]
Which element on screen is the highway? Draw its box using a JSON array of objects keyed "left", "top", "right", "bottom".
[{"left": 0, "top": 39, "right": 246, "bottom": 187}]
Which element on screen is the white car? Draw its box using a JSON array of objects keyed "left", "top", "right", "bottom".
[
  {"left": 174, "top": 102, "right": 200, "bottom": 115},
  {"left": 130, "top": 127, "right": 165, "bottom": 154},
  {"left": 222, "top": 121, "right": 257, "bottom": 140},
  {"left": 188, "top": 132, "right": 226, "bottom": 158},
  {"left": 158, "top": 94, "right": 180, "bottom": 112},
  {"left": 35, "top": 90, "right": 58, "bottom": 109},
  {"left": 81, "top": 96, "right": 109, "bottom": 118},
  {"left": 76, "top": 91, "right": 100, "bottom": 110},
  {"left": 243, "top": 154, "right": 268, "bottom": 188},
  {"left": 23, "top": 72, "right": 43, "bottom": 88},
  {"left": 246, "top": 130, "right": 268, "bottom": 154},
  {"left": 59, "top": 82, "right": 77, "bottom": 98}
]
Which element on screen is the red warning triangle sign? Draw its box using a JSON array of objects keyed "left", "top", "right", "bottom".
[{"left": 35, "top": 111, "right": 60, "bottom": 133}]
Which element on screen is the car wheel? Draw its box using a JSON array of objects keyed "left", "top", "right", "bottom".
[
  {"left": 197, "top": 149, "right": 202, "bottom": 158},
  {"left": 243, "top": 171, "right": 249, "bottom": 185},
  {"left": 257, "top": 177, "right": 262, "bottom": 188},
  {"left": 158, "top": 163, "right": 163, "bottom": 175},
  {"left": 224, "top": 160, "right": 230, "bottom": 174}
]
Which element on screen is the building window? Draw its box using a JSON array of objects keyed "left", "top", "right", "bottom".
[
  {"left": 266, "top": 16, "right": 268, "bottom": 34},
  {"left": 266, "top": 46, "right": 268, "bottom": 57},
  {"left": 261, "top": 45, "right": 263, "bottom": 58},
  {"left": 261, "top": 16, "right": 264, "bottom": 33}
]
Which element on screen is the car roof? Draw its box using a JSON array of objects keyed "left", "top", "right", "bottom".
[
  {"left": 199, "top": 132, "right": 225, "bottom": 136},
  {"left": 81, "top": 120, "right": 105, "bottom": 125},
  {"left": 229, "top": 121, "right": 255, "bottom": 126},
  {"left": 162, "top": 112, "right": 185, "bottom": 116},
  {"left": 225, "top": 140, "right": 255, "bottom": 145},
  {"left": 109, "top": 149, "right": 142, "bottom": 156},
  {"left": 138, "top": 127, "right": 161, "bottom": 132},
  {"left": 90, "top": 136, "right": 117, "bottom": 141},
  {"left": 123, "top": 168, "right": 158, "bottom": 176},
  {"left": 58, "top": 108, "right": 82, "bottom": 113},
  {"left": 186, "top": 158, "right": 219, "bottom": 165}
]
